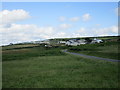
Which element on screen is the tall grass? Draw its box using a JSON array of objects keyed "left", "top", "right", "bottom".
[
  {"left": 2, "top": 46, "right": 66, "bottom": 61},
  {"left": 2, "top": 43, "right": 119, "bottom": 88},
  {"left": 3, "top": 55, "right": 119, "bottom": 88}
]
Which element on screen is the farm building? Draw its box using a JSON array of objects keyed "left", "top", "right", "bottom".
[
  {"left": 58, "top": 41, "right": 67, "bottom": 44},
  {"left": 91, "top": 38, "right": 103, "bottom": 44},
  {"left": 66, "top": 39, "right": 86, "bottom": 46}
]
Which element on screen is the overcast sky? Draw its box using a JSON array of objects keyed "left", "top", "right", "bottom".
[{"left": 0, "top": 2, "right": 118, "bottom": 45}]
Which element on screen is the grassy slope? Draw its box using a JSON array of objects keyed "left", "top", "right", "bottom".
[
  {"left": 68, "top": 41, "right": 119, "bottom": 60},
  {"left": 2, "top": 45, "right": 119, "bottom": 88}
]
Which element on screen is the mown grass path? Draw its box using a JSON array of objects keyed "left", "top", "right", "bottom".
[{"left": 63, "top": 50, "right": 120, "bottom": 62}]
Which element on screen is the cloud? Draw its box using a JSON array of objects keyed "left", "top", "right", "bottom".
[
  {"left": 0, "top": 23, "right": 56, "bottom": 45},
  {"left": 0, "top": 9, "right": 30, "bottom": 25},
  {"left": 59, "top": 16, "right": 66, "bottom": 22},
  {"left": 76, "top": 27, "right": 92, "bottom": 37},
  {"left": 0, "top": 23, "right": 70, "bottom": 45},
  {"left": 59, "top": 14, "right": 91, "bottom": 22},
  {"left": 0, "top": 9, "right": 70, "bottom": 45},
  {"left": 70, "top": 17, "right": 80, "bottom": 22},
  {"left": 52, "top": 32, "right": 68, "bottom": 38},
  {"left": 77, "top": 27, "right": 86, "bottom": 33},
  {"left": 93, "top": 25, "right": 118, "bottom": 36},
  {"left": 1, "top": 23, "right": 118, "bottom": 45},
  {"left": 82, "top": 13, "right": 91, "bottom": 21},
  {"left": 110, "top": 26, "right": 118, "bottom": 33},
  {"left": 59, "top": 23, "right": 72, "bottom": 29},
  {"left": 73, "top": 25, "right": 118, "bottom": 37},
  {"left": 0, "top": 9, "right": 118, "bottom": 45}
]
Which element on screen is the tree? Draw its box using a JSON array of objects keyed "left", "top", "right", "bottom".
[
  {"left": 85, "top": 38, "right": 92, "bottom": 44},
  {"left": 9, "top": 43, "right": 13, "bottom": 45}
]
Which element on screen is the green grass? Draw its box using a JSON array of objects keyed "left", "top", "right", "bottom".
[
  {"left": 2, "top": 44, "right": 119, "bottom": 88},
  {"left": 2, "top": 46, "right": 65, "bottom": 61},
  {"left": 2, "top": 44, "right": 40, "bottom": 50},
  {"left": 3, "top": 55, "right": 119, "bottom": 88},
  {"left": 68, "top": 41, "right": 119, "bottom": 60}
]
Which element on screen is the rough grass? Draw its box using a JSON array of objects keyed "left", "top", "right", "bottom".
[
  {"left": 2, "top": 44, "right": 119, "bottom": 88},
  {"left": 3, "top": 54, "right": 119, "bottom": 88},
  {"left": 68, "top": 41, "right": 119, "bottom": 60},
  {"left": 2, "top": 46, "right": 65, "bottom": 61},
  {"left": 2, "top": 44, "right": 40, "bottom": 50}
]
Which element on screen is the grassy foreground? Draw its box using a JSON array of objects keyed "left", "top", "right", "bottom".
[
  {"left": 2, "top": 44, "right": 119, "bottom": 88},
  {"left": 3, "top": 55, "right": 119, "bottom": 88}
]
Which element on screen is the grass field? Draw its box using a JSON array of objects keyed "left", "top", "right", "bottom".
[
  {"left": 2, "top": 43, "right": 119, "bottom": 88},
  {"left": 2, "top": 44, "right": 40, "bottom": 50},
  {"left": 68, "top": 41, "right": 119, "bottom": 60}
]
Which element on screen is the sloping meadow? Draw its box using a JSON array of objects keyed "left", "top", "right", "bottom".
[{"left": 2, "top": 43, "right": 119, "bottom": 88}]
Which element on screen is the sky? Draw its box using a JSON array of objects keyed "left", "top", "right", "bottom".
[{"left": 0, "top": 2, "right": 119, "bottom": 45}]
